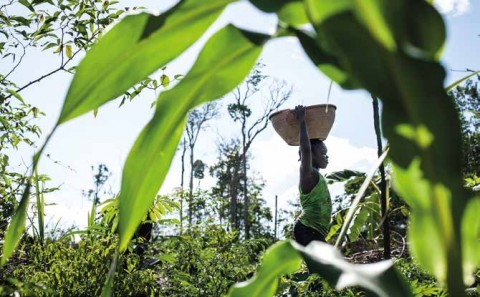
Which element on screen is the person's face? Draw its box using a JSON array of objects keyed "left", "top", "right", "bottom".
[{"left": 312, "top": 142, "right": 328, "bottom": 169}]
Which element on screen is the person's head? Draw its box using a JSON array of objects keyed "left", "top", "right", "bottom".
[{"left": 299, "top": 139, "right": 328, "bottom": 169}]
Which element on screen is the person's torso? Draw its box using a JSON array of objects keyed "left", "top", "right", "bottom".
[{"left": 298, "top": 173, "right": 332, "bottom": 237}]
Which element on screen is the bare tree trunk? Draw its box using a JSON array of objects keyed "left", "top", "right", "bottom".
[
  {"left": 188, "top": 146, "right": 194, "bottom": 227},
  {"left": 372, "top": 96, "right": 390, "bottom": 259},
  {"left": 274, "top": 195, "right": 278, "bottom": 240},
  {"left": 180, "top": 138, "right": 186, "bottom": 234},
  {"left": 242, "top": 120, "right": 250, "bottom": 238},
  {"left": 230, "top": 169, "right": 238, "bottom": 231}
]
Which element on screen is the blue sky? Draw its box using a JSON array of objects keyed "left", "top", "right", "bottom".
[{"left": 5, "top": 0, "right": 480, "bottom": 229}]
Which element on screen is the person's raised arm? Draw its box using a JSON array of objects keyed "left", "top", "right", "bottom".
[{"left": 294, "top": 105, "right": 318, "bottom": 194}]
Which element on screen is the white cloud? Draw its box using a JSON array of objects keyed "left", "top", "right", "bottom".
[
  {"left": 252, "top": 132, "right": 378, "bottom": 211},
  {"left": 434, "top": 0, "right": 471, "bottom": 16}
]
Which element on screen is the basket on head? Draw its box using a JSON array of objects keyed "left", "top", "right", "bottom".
[{"left": 269, "top": 104, "right": 336, "bottom": 146}]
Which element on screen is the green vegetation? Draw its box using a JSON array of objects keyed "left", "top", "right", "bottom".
[{"left": 1, "top": 0, "right": 479, "bottom": 296}]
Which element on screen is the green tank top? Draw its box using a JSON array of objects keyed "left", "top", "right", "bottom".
[{"left": 299, "top": 173, "right": 332, "bottom": 238}]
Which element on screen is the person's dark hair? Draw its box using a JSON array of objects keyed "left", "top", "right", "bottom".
[
  {"left": 298, "top": 139, "right": 324, "bottom": 160},
  {"left": 310, "top": 139, "right": 323, "bottom": 146}
]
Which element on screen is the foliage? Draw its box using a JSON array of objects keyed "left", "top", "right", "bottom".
[
  {"left": 326, "top": 168, "right": 409, "bottom": 245},
  {"left": 2, "top": 0, "right": 479, "bottom": 296},
  {"left": 394, "top": 258, "right": 448, "bottom": 297},
  {"left": 0, "top": 75, "right": 43, "bottom": 240},
  {"left": 146, "top": 225, "right": 270, "bottom": 297},
  {"left": 228, "top": 240, "right": 412, "bottom": 297},
  {"left": 450, "top": 77, "right": 480, "bottom": 177},
  {"left": 0, "top": 235, "right": 158, "bottom": 296},
  {"left": 277, "top": 272, "right": 365, "bottom": 297},
  {"left": 185, "top": 102, "right": 220, "bottom": 226},
  {"left": 209, "top": 139, "right": 273, "bottom": 236}
]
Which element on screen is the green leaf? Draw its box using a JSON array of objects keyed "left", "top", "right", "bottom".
[
  {"left": 18, "top": 0, "right": 35, "bottom": 12},
  {"left": 7, "top": 89, "right": 26, "bottom": 104},
  {"left": 325, "top": 169, "right": 364, "bottom": 183},
  {"left": 304, "top": 0, "right": 352, "bottom": 26},
  {"left": 445, "top": 70, "right": 480, "bottom": 92},
  {"left": 462, "top": 196, "right": 480, "bottom": 285},
  {"left": 1, "top": 184, "right": 30, "bottom": 265},
  {"left": 299, "top": 242, "right": 412, "bottom": 297},
  {"left": 403, "top": 0, "right": 446, "bottom": 60},
  {"left": 101, "top": 250, "right": 119, "bottom": 297},
  {"left": 228, "top": 241, "right": 412, "bottom": 297},
  {"left": 0, "top": 116, "right": 8, "bottom": 128},
  {"left": 227, "top": 241, "right": 303, "bottom": 296},
  {"left": 248, "top": 0, "right": 294, "bottom": 13},
  {"left": 392, "top": 160, "right": 450, "bottom": 281},
  {"left": 58, "top": 0, "right": 233, "bottom": 124},
  {"left": 352, "top": 0, "right": 396, "bottom": 51},
  {"left": 292, "top": 27, "right": 359, "bottom": 89},
  {"left": 335, "top": 149, "right": 389, "bottom": 247},
  {"left": 65, "top": 44, "right": 73, "bottom": 58},
  {"left": 160, "top": 74, "right": 170, "bottom": 87},
  {"left": 117, "top": 25, "right": 267, "bottom": 251},
  {"left": 277, "top": 1, "right": 308, "bottom": 27},
  {"left": 305, "top": 3, "right": 466, "bottom": 293}
]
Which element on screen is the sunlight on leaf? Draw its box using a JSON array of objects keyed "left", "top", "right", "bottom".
[
  {"left": 353, "top": 0, "right": 396, "bottom": 51},
  {"left": 228, "top": 241, "right": 303, "bottom": 296},
  {"left": 277, "top": 1, "right": 308, "bottom": 27},
  {"left": 1, "top": 184, "right": 30, "bottom": 265},
  {"left": 228, "top": 241, "right": 412, "bottom": 297},
  {"left": 117, "top": 25, "right": 268, "bottom": 251},
  {"left": 58, "top": 0, "right": 233, "bottom": 124},
  {"left": 461, "top": 196, "right": 480, "bottom": 285}
]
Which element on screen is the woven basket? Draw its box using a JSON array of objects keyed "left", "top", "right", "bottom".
[{"left": 269, "top": 104, "right": 336, "bottom": 146}]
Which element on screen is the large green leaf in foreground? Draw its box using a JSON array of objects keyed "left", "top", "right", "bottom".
[
  {"left": 228, "top": 241, "right": 412, "bottom": 297},
  {"left": 58, "top": 0, "right": 233, "bottom": 124},
  {"left": 1, "top": 185, "right": 30, "bottom": 265},
  {"left": 303, "top": 1, "right": 469, "bottom": 294},
  {"left": 117, "top": 25, "right": 267, "bottom": 251}
]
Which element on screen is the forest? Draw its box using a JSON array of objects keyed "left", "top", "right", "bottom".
[{"left": 1, "top": 0, "right": 479, "bottom": 296}]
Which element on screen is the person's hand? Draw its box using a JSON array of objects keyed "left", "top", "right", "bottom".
[{"left": 293, "top": 105, "right": 306, "bottom": 123}]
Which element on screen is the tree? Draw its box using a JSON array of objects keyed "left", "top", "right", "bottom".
[
  {"left": 227, "top": 64, "right": 292, "bottom": 238},
  {"left": 0, "top": 0, "right": 126, "bottom": 103},
  {"left": 209, "top": 139, "right": 244, "bottom": 231},
  {"left": 83, "top": 163, "right": 111, "bottom": 227},
  {"left": 209, "top": 138, "right": 273, "bottom": 237},
  {"left": 0, "top": 0, "right": 125, "bottom": 237},
  {"left": 450, "top": 76, "right": 480, "bottom": 177},
  {"left": 185, "top": 102, "right": 219, "bottom": 227}
]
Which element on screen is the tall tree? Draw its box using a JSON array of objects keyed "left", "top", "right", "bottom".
[
  {"left": 209, "top": 138, "right": 273, "bottom": 237},
  {"left": 450, "top": 77, "right": 480, "bottom": 177},
  {"left": 372, "top": 97, "right": 390, "bottom": 259},
  {"left": 209, "top": 139, "right": 244, "bottom": 231},
  {"left": 185, "top": 102, "right": 219, "bottom": 227},
  {"left": 227, "top": 65, "right": 292, "bottom": 238}
]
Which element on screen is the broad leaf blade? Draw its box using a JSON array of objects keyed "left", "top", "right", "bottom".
[
  {"left": 299, "top": 242, "right": 412, "bottom": 297},
  {"left": 461, "top": 196, "right": 480, "bottom": 285},
  {"left": 227, "top": 241, "right": 412, "bottom": 297},
  {"left": 277, "top": 1, "right": 308, "bottom": 27},
  {"left": 228, "top": 241, "right": 303, "bottom": 297},
  {"left": 117, "top": 25, "right": 267, "bottom": 251},
  {"left": 1, "top": 184, "right": 30, "bottom": 265},
  {"left": 293, "top": 28, "right": 359, "bottom": 89},
  {"left": 353, "top": 0, "right": 396, "bottom": 51},
  {"left": 58, "top": 0, "right": 233, "bottom": 124},
  {"left": 325, "top": 169, "right": 364, "bottom": 183},
  {"left": 305, "top": 1, "right": 467, "bottom": 293}
]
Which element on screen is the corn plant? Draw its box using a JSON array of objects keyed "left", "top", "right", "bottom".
[{"left": 2, "top": 0, "right": 479, "bottom": 296}]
